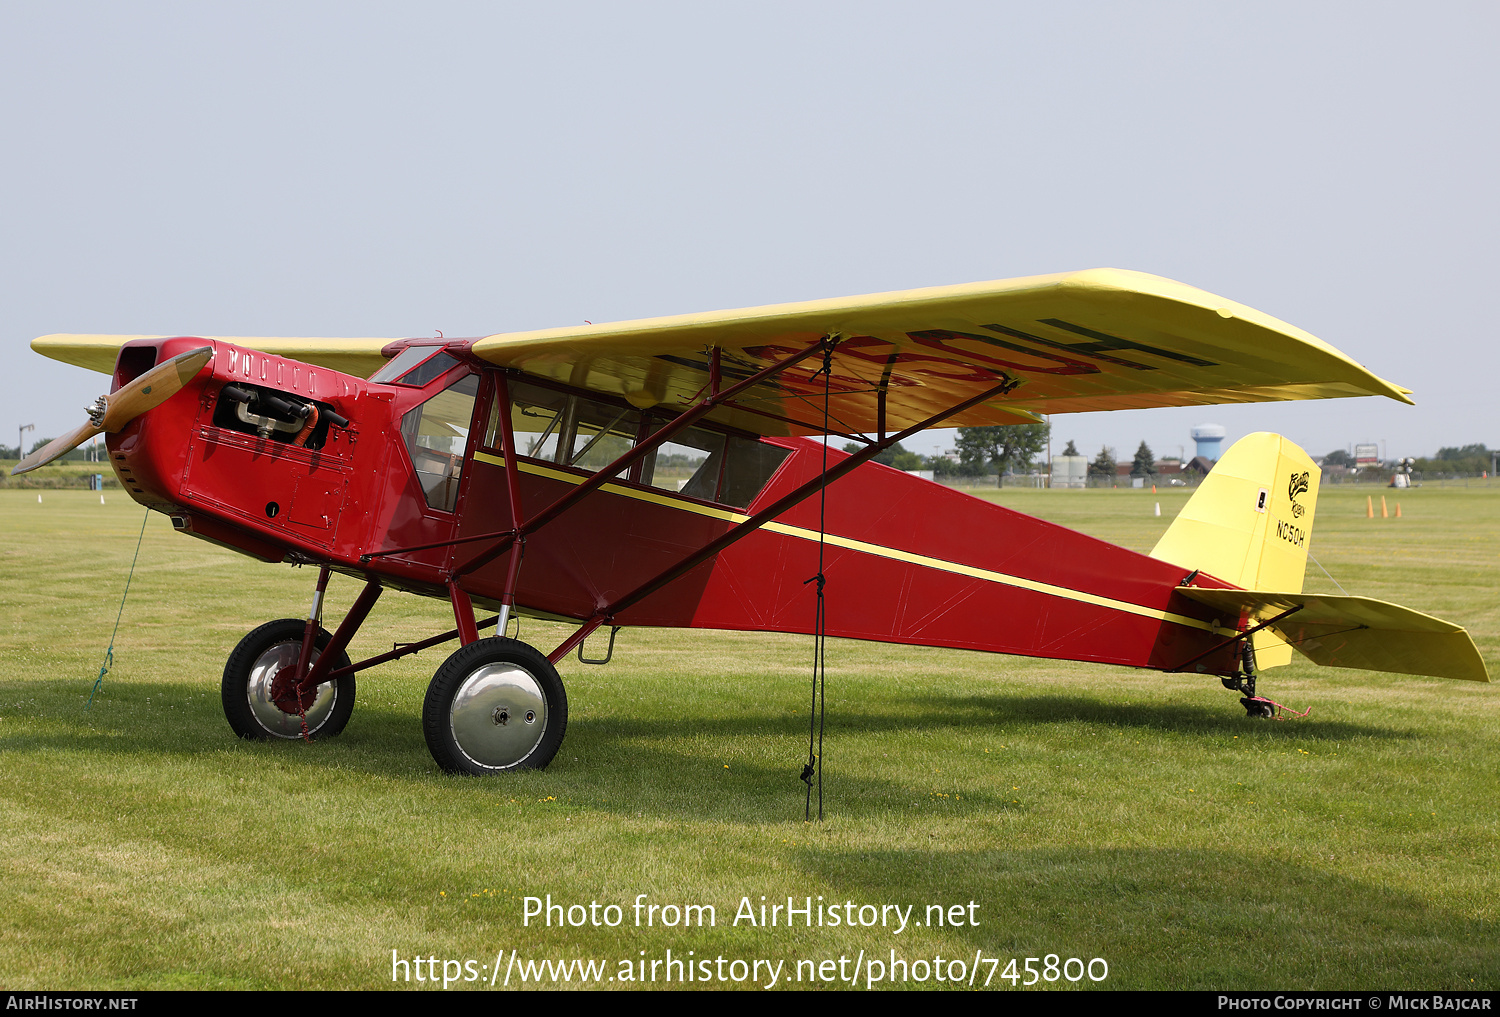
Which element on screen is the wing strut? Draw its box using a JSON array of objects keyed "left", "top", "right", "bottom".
[{"left": 545, "top": 371, "right": 1023, "bottom": 663}]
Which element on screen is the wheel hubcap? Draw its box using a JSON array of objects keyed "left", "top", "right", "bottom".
[
  {"left": 247, "top": 641, "right": 337, "bottom": 738},
  {"left": 449, "top": 663, "right": 547, "bottom": 769}
]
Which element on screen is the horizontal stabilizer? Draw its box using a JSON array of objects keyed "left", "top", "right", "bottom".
[{"left": 1178, "top": 589, "right": 1490, "bottom": 683}]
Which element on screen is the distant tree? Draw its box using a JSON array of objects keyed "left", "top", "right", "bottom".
[
  {"left": 1061, "top": 439, "right": 1079, "bottom": 456},
  {"left": 1437, "top": 443, "right": 1489, "bottom": 460},
  {"left": 1322, "top": 449, "right": 1353, "bottom": 467},
  {"left": 1130, "top": 440, "right": 1155, "bottom": 477},
  {"left": 954, "top": 423, "right": 1049, "bottom": 476},
  {"left": 1088, "top": 445, "right": 1117, "bottom": 478},
  {"left": 841, "top": 440, "right": 923, "bottom": 471},
  {"left": 927, "top": 454, "right": 960, "bottom": 478},
  {"left": 890, "top": 448, "right": 923, "bottom": 471},
  {"left": 1419, "top": 444, "right": 1493, "bottom": 476}
]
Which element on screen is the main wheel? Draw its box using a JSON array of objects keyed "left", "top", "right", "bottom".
[
  {"left": 422, "top": 637, "right": 567, "bottom": 774},
  {"left": 222, "top": 619, "right": 355, "bottom": 740}
]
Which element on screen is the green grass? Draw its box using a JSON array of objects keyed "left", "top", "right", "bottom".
[
  {"left": 0, "top": 485, "right": 1495, "bottom": 989},
  {"left": 0, "top": 458, "right": 120, "bottom": 489}
]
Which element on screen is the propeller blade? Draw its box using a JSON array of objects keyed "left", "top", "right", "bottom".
[
  {"left": 11, "top": 420, "right": 104, "bottom": 475},
  {"left": 10, "top": 346, "right": 213, "bottom": 476},
  {"left": 101, "top": 346, "right": 214, "bottom": 431}
]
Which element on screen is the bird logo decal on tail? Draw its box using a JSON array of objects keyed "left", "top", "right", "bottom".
[{"left": 1288, "top": 471, "right": 1310, "bottom": 518}]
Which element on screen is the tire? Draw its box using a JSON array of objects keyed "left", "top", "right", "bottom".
[
  {"left": 422, "top": 637, "right": 567, "bottom": 774},
  {"left": 222, "top": 619, "right": 355, "bottom": 740}
]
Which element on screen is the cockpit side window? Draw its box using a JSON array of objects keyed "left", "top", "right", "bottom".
[{"left": 400, "top": 373, "right": 479, "bottom": 512}]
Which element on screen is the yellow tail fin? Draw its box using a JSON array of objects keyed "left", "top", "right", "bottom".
[{"left": 1150, "top": 433, "right": 1320, "bottom": 667}]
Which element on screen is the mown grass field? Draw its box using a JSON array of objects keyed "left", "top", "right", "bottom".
[
  {"left": 0, "top": 483, "right": 1495, "bottom": 990},
  {"left": 0, "top": 459, "right": 120, "bottom": 489}
]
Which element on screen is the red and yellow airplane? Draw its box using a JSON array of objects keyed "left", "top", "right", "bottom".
[{"left": 16, "top": 269, "right": 1489, "bottom": 775}]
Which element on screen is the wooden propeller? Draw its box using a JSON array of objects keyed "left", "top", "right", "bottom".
[{"left": 11, "top": 346, "right": 213, "bottom": 476}]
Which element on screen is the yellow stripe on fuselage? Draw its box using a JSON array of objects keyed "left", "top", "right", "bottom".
[{"left": 471, "top": 450, "right": 1216, "bottom": 632}]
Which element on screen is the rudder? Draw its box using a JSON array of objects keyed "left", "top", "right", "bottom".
[{"left": 1150, "top": 432, "right": 1320, "bottom": 667}]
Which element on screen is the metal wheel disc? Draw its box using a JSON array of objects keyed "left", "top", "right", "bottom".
[
  {"left": 448, "top": 663, "right": 548, "bottom": 769},
  {"left": 246, "top": 641, "right": 338, "bottom": 738}
]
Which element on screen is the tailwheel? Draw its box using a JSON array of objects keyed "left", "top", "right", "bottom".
[
  {"left": 422, "top": 637, "right": 567, "bottom": 774},
  {"left": 222, "top": 619, "right": 355, "bottom": 740},
  {"left": 1240, "top": 696, "right": 1276, "bottom": 718}
]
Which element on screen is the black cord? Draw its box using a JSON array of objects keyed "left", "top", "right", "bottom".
[{"left": 801, "top": 344, "right": 834, "bottom": 821}]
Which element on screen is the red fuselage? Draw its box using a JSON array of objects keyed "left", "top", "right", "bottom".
[{"left": 107, "top": 336, "right": 1241, "bottom": 676}]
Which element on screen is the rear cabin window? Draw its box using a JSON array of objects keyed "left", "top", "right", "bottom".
[
  {"left": 495, "top": 380, "right": 790, "bottom": 510},
  {"left": 643, "top": 427, "right": 791, "bottom": 509}
]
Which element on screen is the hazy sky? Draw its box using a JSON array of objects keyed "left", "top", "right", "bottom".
[{"left": 2, "top": 2, "right": 1495, "bottom": 462}]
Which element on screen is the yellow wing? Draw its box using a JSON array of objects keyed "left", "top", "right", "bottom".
[
  {"left": 31, "top": 269, "right": 1412, "bottom": 438},
  {"left": 467, "top": 268, "right": 1410, "bottom": 435},
  {"left": 30, "top": 334, "right": 399, "bottom": 380}
]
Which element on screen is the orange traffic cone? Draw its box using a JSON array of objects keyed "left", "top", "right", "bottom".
[
  {"left": 1396, "top": 502, "right": 1402, "bottom": 518},
  {"left": 1366, "top": 495, "right": 1374, "bottom": 518},
  {"left": 1381, "top": 495, "right": 1389, "bottom": 518}
]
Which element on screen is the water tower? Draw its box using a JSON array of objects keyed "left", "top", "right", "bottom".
[{"left": 1191, "top": 423, "right": 1226, "bottom": 461}]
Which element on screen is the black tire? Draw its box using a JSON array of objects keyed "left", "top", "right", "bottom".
[
  {"left": 422, "top": 637, "right": 567, "bottom": 774},
  {"left": 222, "top": 619, "right": 355, "bottom": 741},
  {"left": 1240, "top": 696, "right": 1276, "bottom": 719}
]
